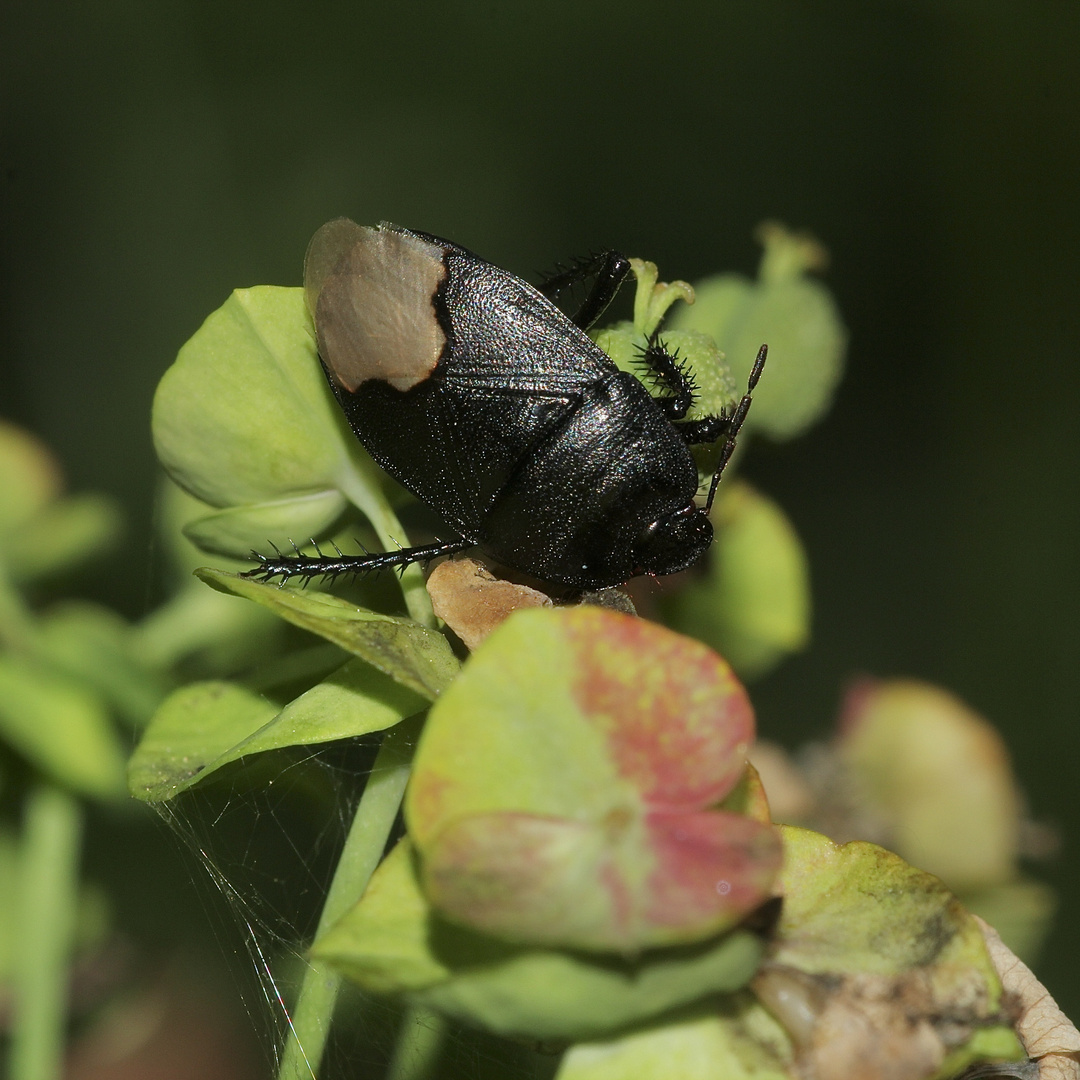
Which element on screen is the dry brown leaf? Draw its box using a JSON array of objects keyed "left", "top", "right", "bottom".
[
  {"left": 426, "top": 557, "right": 552, "bottom": 649},
  {"left": 753, "top": 962, "right": 1002, "bottom": 1080},
  {"left": 975, "top": 916, "right": 1080, "bottom": 1079}
]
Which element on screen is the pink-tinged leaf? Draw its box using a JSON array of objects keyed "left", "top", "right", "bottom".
[
  {"left": 421, "top": 813, "right": 616, "bottom": 947},
  {"left": 424, "top": 810, "right": 780, "bottom": 951},
  {"left": 643, "top": 811, "right": 781, "bottom": 934},
  {"left": 407, "top": 607, "right": 780, "bottom": 952},
  {"left": 563, "top": 610, "right": 754, "bottom": 810}
]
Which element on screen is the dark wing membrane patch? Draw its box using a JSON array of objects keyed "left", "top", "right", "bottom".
[
  {"left": 306, "top": 220, "right": 447, "bottom": 393},
  {"left": 440, "top": 253, "right": 616, "bottom": 395}
]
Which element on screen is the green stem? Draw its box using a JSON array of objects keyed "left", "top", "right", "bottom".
[
  {"left": 335, "top": 471, "right": 434, "bottom": 629},
  {"left": 385, "top": 1005, "right": 446, "bottom": 1080},
  {"left": 9, "top": 784, "right": 83, "bottom": 1080},
  {"left": 276, "top": 717, "right": 420, "bottom": 1080}
]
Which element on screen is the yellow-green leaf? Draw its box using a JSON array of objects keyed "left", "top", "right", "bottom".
[{"left": 196, "top": 569, "right": 458, "bottom": 700}]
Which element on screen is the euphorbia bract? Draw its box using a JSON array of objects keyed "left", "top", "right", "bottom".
[{"left": 406, "top": 605, "right": 781, "bottom": 952}]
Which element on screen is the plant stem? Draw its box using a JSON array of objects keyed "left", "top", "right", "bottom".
[
  {"left": 276, "top": 717, "right": 420, "bottom": 1080},
  {"left": 335, "top": 471, "right": 434, "bottom": 629},
  {"left": 385, "top": 1005, "right": 446, "bottom": 1080},
  {"left": 9, "top": 784, "right": 83, "bottom": 1080}
]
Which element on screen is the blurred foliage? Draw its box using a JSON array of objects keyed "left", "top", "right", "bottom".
[
  {"left": 662, "top": 480, "right": 812, "bottom": 679},
  {"left": 670, "top": 223, "right": 847, "bottom": 441},
  {"left": 0, "top": 423, "right": 146, "bottom": 1079},
  {"left": 753, "top": 677, "right": 1058, "bottom": 965},
  {"left": 0, "top": 421, "right": 319, "bottom": 1077},
  {"left": 0, "top": 422, "right": 133, "bottom": 799}
]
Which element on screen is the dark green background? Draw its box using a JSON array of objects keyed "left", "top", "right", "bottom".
[{"left": 3, "top": 0, "right": 1078, "bottom": 1033}]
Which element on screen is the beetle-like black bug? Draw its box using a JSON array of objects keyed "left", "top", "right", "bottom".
[{"left": 247, "top": 220, "right": 765, "bottom": 591}]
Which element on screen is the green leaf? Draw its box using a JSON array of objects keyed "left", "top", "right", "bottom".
[
  {"left": 195, "top": 569, "right": 458, "bottom": 700},
  {"left": 0, "top": 656, "right": 126, "bottom": 800},
  {"left": 773, "top": 826, "right": 998, "bottom": 985},
  {"left": 127, "top": 681, "right": 278, "bottom": 801},
  {"left": 152, "top": 294, "right": 435, "bottom": 627},
  {"left": 182, "top": 490, "right": 347, "bottom": 559},
  {"left": 153, "top": 287, "right": 364, "bottom": 508},
  {"left": 150, "top": 285, "right": 398, "bottom": 556},
  {"left": 129, "top": 661, "right": 427, "bottom": 802},
  {"left": 406, "top": 606, "right": 780, "bottom": 952},
  {"left": 661, "top": 481, "right": 811, "bottom": 680},
  {"left": 419, "top": 932, "right": 762, "bottom": 1046},
  {"left": 555, "top": 1004, "right": 794, "bottom": 1080},
  {"left": 669, "top": 223, "right": 847, "bottom": 441},
  {"left": 314, "top": 839, "right": 764, "bottom": 1042},
  {"left": 267, "top": 657, "right": 428, "bottom": 741}
]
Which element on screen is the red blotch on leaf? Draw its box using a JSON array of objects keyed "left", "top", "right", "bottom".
[
  {"left": 565, "top": 609, "right": 754, "bottom": 809},
  {"left": 644, "top": 810, "right": 782, "bottom": 932}
]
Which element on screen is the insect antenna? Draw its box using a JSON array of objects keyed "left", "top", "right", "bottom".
[{"left": 704, "top": 344, "right": 768, "bottom": 514}]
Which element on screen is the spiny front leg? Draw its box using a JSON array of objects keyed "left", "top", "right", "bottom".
[
  {"left": 242, "top": 536, "right": 475, "bottom": 587},
  {"left": 637, "top": 331, "right": 698, "bottom": 421}
]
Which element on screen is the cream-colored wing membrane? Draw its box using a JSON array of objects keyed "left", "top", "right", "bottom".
[{"left": 305, "top": 219, "right": 447, "bottom": 393}]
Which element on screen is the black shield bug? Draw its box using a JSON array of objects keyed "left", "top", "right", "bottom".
[{"left": 246, "top": 220, "right": 765, "bottom": 591}]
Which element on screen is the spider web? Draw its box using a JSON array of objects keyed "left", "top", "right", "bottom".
[{"left": 156, "top": 736, "right": 560, "bottom": 1080}]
